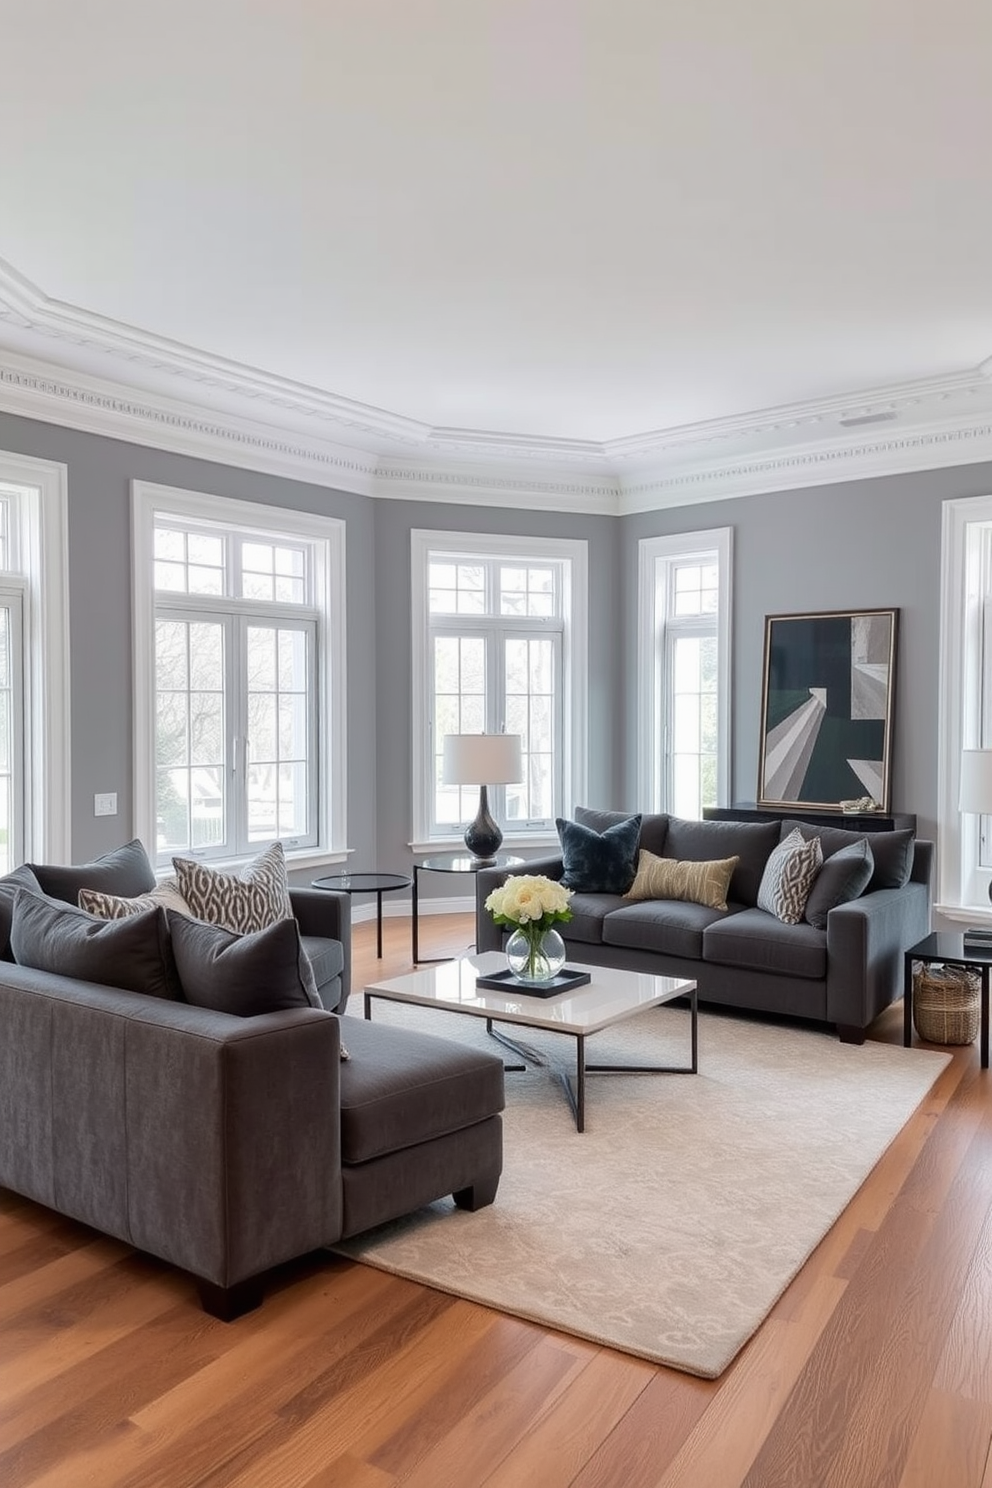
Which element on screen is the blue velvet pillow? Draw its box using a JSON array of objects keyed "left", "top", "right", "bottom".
[{"left": 557, "top": 814, "right": 642, "bottom": 894}]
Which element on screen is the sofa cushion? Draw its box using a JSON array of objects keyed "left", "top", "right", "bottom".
[
  {"left": 28, "top": 839, "right": 157, "bottom": 904},
  {"left": 575, "top": 805, "right": 669, "bottom": 858},
  {"left": 299, "top": 934, "right": 346, "bottom": 993},
  {"left": 603, "top": 899, "right": 734, "bottom": 959},
  {"left": 10, "top": 888, "right": 181, "bottom": 1000},
  {"left": 78, "top": 877, "right": 194, "bottom": 920},
  {"left": 703, "top": 908, "right": 827, "bottom": 980},
  {"left": 168, "top": 912, "right": 323, "bottom": 1015},
  {"left": 0, "top": 864, "right": 41, "bottom": 960},
  {"left": 663, "top": 817, "right": 781, "bottom": 907},
  {"left": 338, "top": 1015, "right": 505, "bottom": 1165},
  {"left": 803, "top": 839, "right": 875, "bottom": 929},
  {"left": 757, "top": 828, "right": 823, "bottom": 924},
  {"left": 780, "top": 820, "right": 914, "bottom": 893},
  {"left": 624, "top": 849, "right": 739, "bottom": 911},
  {"left": 557, "top": 814, "right": 641, "bottom": 894},
  {"left": 172, "top": 841, "right": 293, "bottom": 934},
  {"left": 561, "top": 891, "right": 625, "bottom": 944}
]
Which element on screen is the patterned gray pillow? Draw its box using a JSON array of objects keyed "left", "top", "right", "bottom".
[
  {"left": 757, "top": 827, "right": 823, "bottom": 925},
  {"left": 172, "top": 841, "right": 293, "bottom": 934},
  {"left": 78, "top": 877, "right": 193, "bottom": 920}
]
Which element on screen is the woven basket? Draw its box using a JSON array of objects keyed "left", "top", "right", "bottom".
[{"left": 913, "top": 963, "right": 980, "bottom": 1045}]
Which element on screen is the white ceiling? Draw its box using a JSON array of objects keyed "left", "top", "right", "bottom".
[{"left": 1, "top": 1, "right": 992, "bottom": 504}]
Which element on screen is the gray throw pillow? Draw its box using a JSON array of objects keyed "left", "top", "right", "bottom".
[
  {"left": 779, "top": 820, "right": 914, "bottom": 893},
  {"left": 0, "top": 864, "right": 42, "bottom": 961},
  {"left": 168, "top": 912, "right": 323, "bottom": 1016},
  {"left": 803, "top": 839, "right": 875, "bottom": 929},
  {"left": 28, "top": 839, "right": 157, "bottom": 905},
  {"left": 557, "top": 813, "right": 642, "bottom": 894},
  {"left": 9, "top": 888, "right": 181, "bottom": 1001}
]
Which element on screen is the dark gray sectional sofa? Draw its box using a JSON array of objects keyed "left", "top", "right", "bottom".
[
  {"left": 0, "top": 847, "right": 505, "bottom": 1318},
  {"left": 476, "top": 808, "right": 933, "bottom": 1043}
]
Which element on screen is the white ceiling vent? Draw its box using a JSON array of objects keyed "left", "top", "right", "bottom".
[{"left": 837, "top": 410, "right": 899, "bottom": 428}]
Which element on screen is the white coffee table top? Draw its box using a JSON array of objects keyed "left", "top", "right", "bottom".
[{"left": 364, "top": 951, "right": 695, "bottom": 1036}]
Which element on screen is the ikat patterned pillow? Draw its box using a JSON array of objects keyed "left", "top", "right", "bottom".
[
  {"left": 756, "top": 827, "right": 823, "bottom": 925},
  {"left": 172, "top": 841, "right": 293, "bottom": 935}
]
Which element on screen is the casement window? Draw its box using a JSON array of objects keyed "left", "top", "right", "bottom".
[
  {"left": 411, "top": 530, "right": 588, "bottom": 849},
  {"left": 637, "top": 529, "right": 733, "bottom": 819},
  {"left": 132, "top": 483, "right": 346, "bottom": 870},
  {"left": 938, "top": 495, "right": 992, "bottom": 917},
  {"left": 0, "top": 453, "right": 70, "bottom": 872}
]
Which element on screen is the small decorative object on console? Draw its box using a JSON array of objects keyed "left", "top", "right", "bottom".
[
  {"left": 484, "top": 874, "right": 573, "bottom": 984},
  {"left": 840, "top": 796, "right": 881, "bottom": 814}
]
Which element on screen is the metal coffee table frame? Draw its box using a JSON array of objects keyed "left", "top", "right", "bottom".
[{"left": 363, "top": 952, "right": 698, "bottom": 1133}]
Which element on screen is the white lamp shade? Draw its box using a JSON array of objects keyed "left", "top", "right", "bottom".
[
  {"left": 442, "top": 733, "right": 523, "bottom": 786},
  {"left": 959, "top": 750, "right": 992, "bottom": 814}
]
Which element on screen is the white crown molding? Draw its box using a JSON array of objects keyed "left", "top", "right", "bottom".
[
  {"left": 2, "top": 250, "right": 992, "bottom": 513},
  {"left": 620, "top": 413, "right": 992, "bottom": 513},
  {"left": 0, "top": 352, "right": 379, "bottom": 495}
]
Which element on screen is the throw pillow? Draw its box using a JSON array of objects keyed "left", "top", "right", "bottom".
[
  {"left": 757, "top": 827, "right": 824, "bottom": 925},
  {"left": 172, "top": 841, "right": 293, "bottom": 935},
  {"left": 78, "top": 877, "right": 194, "bottom": 920},
  {"left": 0, "top": 863, "right": 42, "bottom": 961},
  {"left": 167, "top": 912, "right": 323, "bottom": 1016},
  {"left": 28, "top": 839, "right": 157, "bottom": 905},
  {"left": 9, "top": 888, "right": 181, "bottom": 1001},
  {"left": 779, "top": 820, "right": 914, "bottom": 894},
  {"left": 557, "top": 813, "right": 642, "bottom": 895},
  {"left": 803, "top": 839, "right": 875, "bottom": 929},
  {"left": 623, "top": 850, "right": 739, "bottom": 911}
]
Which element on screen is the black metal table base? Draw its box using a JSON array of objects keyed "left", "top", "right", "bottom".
[{"left": 484, "top": 989, "right": 698, "bottom": 1132}]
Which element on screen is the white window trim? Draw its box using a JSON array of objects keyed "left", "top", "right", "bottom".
[
  {"left": 410, "top": 528, "right": 588, "bottom": 852},
  {"left": 636, "top": 527, "right": 733, "bottom": 813},
  {"left": 0, "top": 451, "right": 71, "bottom": 864},
  {"left": 937, "top": 494, "right": 992, "bottom": 922},
  {"left": 132, "top": 480, "right": 347, "bottom": 871}
]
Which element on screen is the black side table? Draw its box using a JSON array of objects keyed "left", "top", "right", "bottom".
[
  {"left": 312, "top": 871, "right": 412, "bottom": 959},
  {"left": 904, "top": 932, "right": 990, "bottom": 1068},
  {"left": 412, "top": 852, "right": 525, "bottom": 963}
]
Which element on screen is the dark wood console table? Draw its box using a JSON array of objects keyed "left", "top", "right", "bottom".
[{"left": 704, "top": 804, "right": 916, "bottom": 833}]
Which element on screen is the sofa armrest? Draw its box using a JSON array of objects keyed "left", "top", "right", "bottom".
[
  {"left": 290, "top": 886, "right": 351, "bottom": 1007},
  {"left": 121, "top": 998, "right": 343, "bottom": 1288},
  {"left": 825, "top": 880, "right": 931, "bottom": 1032},
  {"left": 475, "top": 854, "right": 565, "bottom": 952}
]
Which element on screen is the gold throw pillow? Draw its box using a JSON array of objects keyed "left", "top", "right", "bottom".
[{"left": 623, "top": 850, "right": 739, "bottom": 911}]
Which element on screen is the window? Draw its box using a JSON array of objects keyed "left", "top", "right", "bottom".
[
  {"left": 0, "top": 452, "right": 70, "bottom": 870},
  {"left": 411, "top": 531, "right": 587, "bottom": 848},
  {"left": 637, "top": 529, "right": 732, "bottom": 818},
  {"left": 938, "top": 495, "right": 992, "bottom": 917},
  {"left": 133, "top": 483, "right": 345, "bottom": 869}
]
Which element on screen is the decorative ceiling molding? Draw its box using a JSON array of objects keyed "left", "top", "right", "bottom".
[{"left": 1, "top": 252, "right": 992, "bottom": 513}]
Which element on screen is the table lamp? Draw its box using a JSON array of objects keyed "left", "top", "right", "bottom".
[
  {"left": 442, "top": 733, "right": 523, "bottom": 862},
  {"left": 960, "top": 748, "right": 992, "bottom": 944}
]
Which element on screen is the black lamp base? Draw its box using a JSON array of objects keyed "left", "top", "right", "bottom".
[{"left": 463, "top": 785, "right": 503, "bottom": 862}]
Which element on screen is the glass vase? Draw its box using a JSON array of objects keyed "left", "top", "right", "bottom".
[{"left": 505, "top": 925, "right": 567, "bottom": 984}]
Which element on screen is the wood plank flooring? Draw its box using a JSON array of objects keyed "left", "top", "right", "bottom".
[{"left": 1, "top": 910, "right": 989, "bottom": 1486}]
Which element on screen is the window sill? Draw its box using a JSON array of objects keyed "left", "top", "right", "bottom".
[{"left": 934, "top": 903, "right": 992, "bottom": 926}]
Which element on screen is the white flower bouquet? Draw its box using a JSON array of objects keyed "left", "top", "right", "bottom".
[
  {"left": 484, "top": 873, "right": 573, "bottom": 932},
  {"left": 484, "top": 874, "right": 573, "bottom": 982}
]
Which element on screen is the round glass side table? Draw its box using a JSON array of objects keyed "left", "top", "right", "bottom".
[
  {"left": 312, "top": 871, "right": 412, "bottom": 959},
  {"left": 412, "top": 852, "right": 524, "bottom": 962}
]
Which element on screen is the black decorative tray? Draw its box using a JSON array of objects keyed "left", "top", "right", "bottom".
[{"left": 475, "top": 967, "right": 592, "bottom": 998}]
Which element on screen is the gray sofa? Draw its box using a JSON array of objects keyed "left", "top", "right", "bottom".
[
  {"left": 0, "top": 849, "right": 505, "bottom": 1318},
  {"left": 476, "top": 808, "right": 933, "bottom": 1043}
]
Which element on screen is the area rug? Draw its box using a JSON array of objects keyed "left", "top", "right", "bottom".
[{"left": 336, "top": 1002, "right": 949, "bottom": 1378}]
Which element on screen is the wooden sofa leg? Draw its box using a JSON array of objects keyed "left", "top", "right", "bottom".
[
  {"left": 453, "top": 1170, "right": 501, "bottom": 1211},
  {"left": 197, "top": 1275, "right": 264, "bottom": 1321},
  {"left": 836, "top": 1024, "right": 867, "bottom": 1046}
]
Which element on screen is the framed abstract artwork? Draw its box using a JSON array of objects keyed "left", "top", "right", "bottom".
[{"left": 757, "top": 608, "right": 898, "bottom": 811}]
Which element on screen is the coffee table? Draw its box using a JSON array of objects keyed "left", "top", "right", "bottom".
[{"left": 363, "top": 951, "right": 698, "bottom": 1132}]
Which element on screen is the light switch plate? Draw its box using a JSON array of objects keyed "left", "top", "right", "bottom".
[{"left": 94, "top": 792, "right": 118, "bottom": 816}]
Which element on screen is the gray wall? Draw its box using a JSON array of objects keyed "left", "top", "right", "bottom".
[
  {"left": 2, "top": 404, "right": 991, "bottom": 882},
  {"left": 622, "top": 461, "right": 992, "bottom": 847}
]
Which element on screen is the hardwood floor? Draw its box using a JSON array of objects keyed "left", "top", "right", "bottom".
[{"left": 1, "top": 911, "right": 990, "bottom": 1486}]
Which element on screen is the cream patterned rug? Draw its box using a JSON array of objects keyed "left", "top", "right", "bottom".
[{"left": 337, "top": 1001, "right": 949, "bottom": 1378}]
